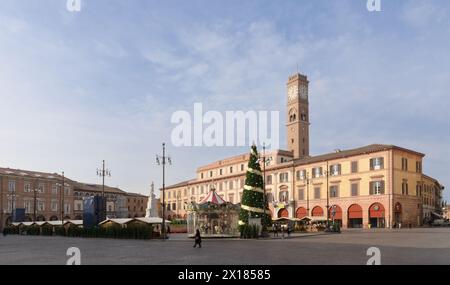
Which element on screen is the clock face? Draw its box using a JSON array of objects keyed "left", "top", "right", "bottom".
[
  {"left": 287, "top": 85, "right": 298, "bottom": 102},
  {"left": 299, "top": 85, "right": 308, "bottom": 99}
]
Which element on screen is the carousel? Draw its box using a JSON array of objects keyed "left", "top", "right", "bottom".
[{"left": 187, "top": 188, "right": 240, "bottom": 238}]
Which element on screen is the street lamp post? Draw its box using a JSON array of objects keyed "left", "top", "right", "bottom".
[
  {"left": 55, "top": 172, "right": 71, "bottom": 225},
  {"left": 156, "top": 143, "right": 172, "bottom": 241},
  {"left": 305, "top": 171, "right": 310, "bottom": 217},
  {"left": 324, "top": 161, "right": 330, "bottom": 230},
  {"left": 176, "top": 192, "right": 181, "bottom": 219},
  {"left": 8, "top": 191, "right": 17, "bottom": 224},
  {"left": 260, "top": 143, "right": 272, "bottom": 236},
  {"left": 60, "top": 172, "right": 65, "bottom": 225},
  {"left": 33, "top": 180, "right": 38, "bottom": 222},
  {"left": 97, "top": 160, "right": 111, "bottom": 220}
]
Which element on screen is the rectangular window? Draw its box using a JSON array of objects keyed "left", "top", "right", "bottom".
[
  {"left": 416, "top": 161, "right": 422, "bottom": 173},
  {"left": 279, "top": 173, "right": 289, "bottom": 183},
  {"left": 37, "top": 200, "right": 45, "bottom": 211},
  {"left": 313, "top": 167, "right": 322, "bottom": 178},
  {"left": 167, "top": 204, "right": 171, "bottom": 211},
  {"left": 241, "top": 164, "right": 244, "bottom": 171},
  {"left": 228, "top": 194, "right": 234, "bottom": 204},
  {"left": 370, "top": 181, "right": 385, "bottom": 195},
  {"left": 24, "top": 183, "right": 31, "bottom": 193},
  {"left": 330, "top": 185, "right": 339, "bottom": 198},
  {"left": 402, "top": 181, "right": 409, "bottom": 195},
  {"left": 51, "top": 200, "right": 58, "bottom": 212},
  {"left": 229, "top": 181, "right": 234, "bottom": 190},
  {"left": 229, "top": 167, "right": 233, "bottom": 174},
  {"left": 219, "top": 169, "right": 223, "bottom": 175},
  {"left": 172, "top": 203, "right": 176, "bottom": 211},
  {"left": 298, "top": 188, "right": 305, "bottom": 200},
  {"left": 8, "top": 180, "right": 16, "bottom": 192},
  {"left": 296, "top": 170, "right": 306, "bottom": 180},
  {"left": 64, "top": 203, "right": 71, "bottom": 214},
  {"left": 370, "top": 157, "right": 384, "bottom": 170},
  {"left": 38, "top": 183, "right": 45, "bottom": 193},
  {"left": 279, "top": 191, "right": 289, "bottom": 203},
  {"left": 210, "top": 171, "right": 213, "bottom": 177},
  {"left": 266, "top": 175, "right": 272, "bottom": 185},
  {"left": 24, "top": 201, "right": 32, "bottom": 213},
  {"left": 64, "top": 187, "right": 70, "bottom": 195},
  {"left": 351, "top": 183, "right": 359, "bottom": 196},
  {"left": 52, "top": 185, "right": 58, "bottom": 195},
  {"left": 402, "top": 158, "right": 408, "bottom": 171},
  {"left": 314, "top": 187, "right": 321, "bottom": 199},
  {"left": 351, "top": 161, "right": 358, "bottom": 173},
  {"left": 201, "top": 173, "right": 204, "bottom": 179},
  {"left": 330, "top": 164, "right": 341, "bottom": 176}
]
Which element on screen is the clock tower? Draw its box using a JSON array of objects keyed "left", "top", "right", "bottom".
[{"left": 286, "top": 73, "right": 310, "bottom": 158}]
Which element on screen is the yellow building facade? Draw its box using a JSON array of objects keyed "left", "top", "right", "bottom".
[{"left": 164, "top": 73, "right": 444, "bottom": 229}]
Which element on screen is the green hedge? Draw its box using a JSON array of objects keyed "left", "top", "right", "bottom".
[
  {"left": 3, "top": 224, "right": 155, "bottom": 240},
  {"left": 239, "top": 224, "right": 260, "bottom": 239},
  {"left": 170, "top": 220, "right": 187, "bottom": 225}
]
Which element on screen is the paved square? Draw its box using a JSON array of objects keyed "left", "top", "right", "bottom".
[{"left": 1, "top": 228, "right": 449, "bottom": 265}]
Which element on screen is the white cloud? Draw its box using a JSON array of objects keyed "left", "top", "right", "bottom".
[{"left": 402, "top": 0, "right": 449, "bottom": 28}]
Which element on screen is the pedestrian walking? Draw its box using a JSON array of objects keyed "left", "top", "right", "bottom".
[
  {"left": 273, "top": 224, "right": 278, "bottom": 237},
  {"left": 193, "top": 229, "right": 202, "bottom": 248}
]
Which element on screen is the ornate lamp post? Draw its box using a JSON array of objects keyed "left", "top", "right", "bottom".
[
  {"left": 96, "top": 160, "right": 111, "bottom": 220},
  {"left": 156, "top": 142, "right": 172, "bottom": 240},
  {"left": 55, "top": 172, "right": 68, "bottom": 225},
  {"left": 32, "top": 180, "right": 39, "bottom": 222}
]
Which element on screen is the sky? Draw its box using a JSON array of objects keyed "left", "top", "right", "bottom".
[{"left": 0, "top": 0, "right": 449, "bottom": 201}]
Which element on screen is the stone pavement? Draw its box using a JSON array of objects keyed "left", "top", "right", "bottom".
[{"left": 1, "top": 228, "right": 449, "bottom": 265}]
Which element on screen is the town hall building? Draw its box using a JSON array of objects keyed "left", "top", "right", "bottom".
[{"left": 164, "top": 73, "right": 444, "bottom": 229}]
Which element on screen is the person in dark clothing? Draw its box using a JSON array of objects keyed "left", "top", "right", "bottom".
[{"left": 193, "top": 229, "right": 202, "bottom": 248}]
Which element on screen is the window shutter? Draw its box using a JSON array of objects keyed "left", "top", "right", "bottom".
[
  {"left": 369, "top": 182, "right": 374, "bottom": 195},
  {"left": 370, "top": 159, "right": 374, "bottom": 170},
  {"left": 380, "top": 157, "right": 384, "bottom": 169},
  {"left": 338, "top": 164, "right": 342, "bottom": 174},
  {"left": 381, "top": 181, "right": 385, "bottom": 194}
]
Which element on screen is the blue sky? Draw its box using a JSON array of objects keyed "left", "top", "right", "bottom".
[{"left": 0, "top": 0, "right": 449, "bottom": 201}]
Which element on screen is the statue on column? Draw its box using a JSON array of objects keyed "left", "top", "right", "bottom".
[{"left": 145, "top": 182, "right": 159, "bottom": 218}]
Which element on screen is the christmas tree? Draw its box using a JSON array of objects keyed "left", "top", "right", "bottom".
[{"left": 239, "top": 145, "right": 271, "bottom": 232}]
